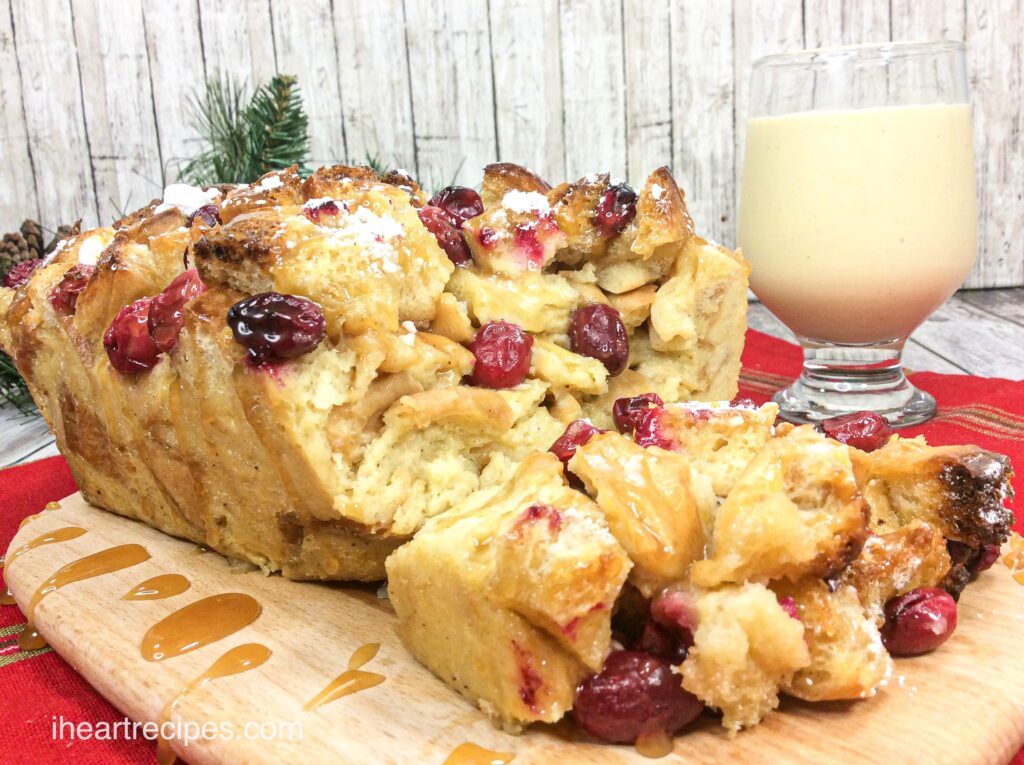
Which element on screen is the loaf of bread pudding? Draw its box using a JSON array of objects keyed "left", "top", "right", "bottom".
[
  {"left": 2, "top": 160, "right": 1013, "bottom": 746},
  {"left": 0, "top": 163, "right": 748, "bottom": 580}
]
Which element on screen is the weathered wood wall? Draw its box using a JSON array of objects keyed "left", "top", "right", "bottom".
[{"left": 0, "top": 0, "right": 1020, "bottom": 287}]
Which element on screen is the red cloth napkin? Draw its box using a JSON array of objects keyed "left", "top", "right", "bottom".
[{"left": 1, "top": 329, "right": 1022, "bottom": 764}]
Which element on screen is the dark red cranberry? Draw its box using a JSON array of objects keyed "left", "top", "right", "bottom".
[
  {"left": 818, "top": 411, "right": 893, "bottom": 452},
  {"left": 632, "top": 407, "right": 675, "bottom": 450},
  {"left": 593, "top": 183, "right": 638, "bottom": 237},
  {"left": 550, "top": 419, "right": 604, "bottom": 467},
  {"left": 650, "top": 588, "right": 698, "bottom": 642},
  {"left": 635, "top": 619, "right": 690, "bottom": 665},
  {"left": 573, "top": 651, "right": 703, "bottom": 744},
  {"left": 48, "top": 264, "right": 94, "bottom": 315},
  {"left": 3, "top": 258, "right": 42, "bottom": 289},
  {"left": 428, "top": 186, "right": 483, "bottom": 228},
  {"left": 970, "top": 544, "right": 1000, "bottom": 577},
  {"left": 777, "top": 596, "right": 801, "bottom": 621},
  {"left": 186, "top": 204, "right": 222, "bottom": 228},
  {"left": 148, "top": 269, "right": 207, "bottom": 353},
  {"left": 569, "top": 304, "right": 629, "bottom": 376},
  {"left": 881, "top": 587, "right": 957, "bottom": 656},
  {"left": 729, "top": 397, "right": 757, "bottom": 409},
  {"left": 467, "top": 321, "right": 533, "bottom": 388},
  {"left": 613, "top": 393, "right": 664, "bottom": 436},
  {"left": 418, "top": 205, "right": 472, "bottom": 266},
  {"left": 226, "top": 292, "right": 326, "bottom": 367},
  {"left": 104, "top": 297, "right": 162, "bottom": 374},
  {"left": 303, "top": 199, "right": 340, "bottom": 223}
]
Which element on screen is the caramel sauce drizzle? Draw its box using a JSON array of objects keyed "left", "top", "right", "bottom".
[
  {"left": 443, "top": 743, "right": 515, "bottom": 765},
  {"left": 141, "top": 593, "right": 260, "bottom": 661},
  {"left": 635, "top": 729, "right": 674, "bottom": 759},
  {"left": 155, "top": 642, "right": 272, "bottom": 765},
  {"left": 0, "top": 555, "right": 13, "bottom": 606},
  {"left": 303, "top": 642, "right": 385, "bottom": 711},
  {"left": 122, "top": 574, "right": 190, "bottom": 601},
  {"left": 17, "top": 501, "right": 63, "bottom": 530},
  {"left": 6, "top": 527, "right": 87, "bottom": 567},
  {"left": 19, "top": 543, "right": 150, "bottom": 651}
]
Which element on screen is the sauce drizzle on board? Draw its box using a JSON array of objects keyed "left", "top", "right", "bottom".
[
  {"left": 443, "top": 742, "right": 515, "bottom": 764},
  {"left": 19, "top": 544, "right": 151, "bottom": 650},
  {"left": 304, "top": 642, "right": 385, "bottom": 711},
  {"left": 6, "top": 527, "right": 88, "bottom": 567},
  {"left": 156, "top": 642, "right": 272, "bottom": 765},
  {"left": 122, "top": 574, "right": 190, "bottom": 601},
  {"left": 141, "top": 593, "right": 261, "bottom": 661}
]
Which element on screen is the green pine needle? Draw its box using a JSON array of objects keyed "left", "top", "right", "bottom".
[
  {"left": 182, "top": 74, "right": 310, "bottom": 186},
  {"left": 0, "top": 352, "right": 36, "bottom": 414}
]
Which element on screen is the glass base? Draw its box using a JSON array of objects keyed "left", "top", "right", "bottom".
[{"left": 773, "top": 339, "right": 937, "bottom": 428}]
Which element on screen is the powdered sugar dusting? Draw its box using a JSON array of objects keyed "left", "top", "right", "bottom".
[
  {"left": 153, "top": 183, "right": 222, "bottom": 216},
  {"left": 257, "top": 174, "right": 284, "bottom": 191},
  {"left": 324, "top": 205, "right": 405, "bottom": 274},
  {"left": 502, "top": 190, "right": 550, "bottom": 214}
]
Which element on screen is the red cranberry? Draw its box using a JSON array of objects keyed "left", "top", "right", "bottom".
[
  {"left": 818, "top": 411, "right": 893, "bottom": 452},
  {"left": 777, "top": 596, "right": 801, "bottom": 621},
  {"left": 3, "top": 258, "right": 42, "bottom": 289},
  {"left": 729, "top": 397, "right": 757, "bottom": 409},
  {"left": 186, "top": 204, "right": 222, "bottom": 228},
  {"left": 550, "top": 419, "right": 604, "bottom": 467},
  {"left": 593, "top": 183, "right": 638, "bottom": 237},
  {"left": 970, "top": 544, "right": 1000, "bottom": 577},
  {"left": 573, "top": 651, "right": 703, "bottom": 744},
  {"left": 467, "top": 321, "right": 533, "bottom": 388},
  {"left": 881, "top": 587, "right": 957, "bottom": 656},
  {"left": 418, "top": 205, "right": 472, "bottom": 266},
  {"left": 104, "top": 298, "right": 162, "bottom": 374},
  {"left": 148, "top": 269, "right": 207, "bottom": 353},
  {"left": 303, "top": 199, "right": 340, "bottom": 223},
  {"left": 650, "top": 588, "right": 698, "bottom": 640},
  {"left": 428, "top": 186, "right": 484, "bottom": 228},
  {"left": 635, "top": 619, "right": 690, "bottom": 665},
  {"left": 48, "top": 264, "right": 94, "bottom": 315},
  {"left": 612, "top": 393, "right": 664, "bottom": 436},
  {"left": 227, "top": 292, "right": 326, "bottom": 367},
  {"left": 569, "top": 304, "right": 629, "bottom": 376},
  {"left": 632, "top": 407, "right": 675, "bottom": 450}
]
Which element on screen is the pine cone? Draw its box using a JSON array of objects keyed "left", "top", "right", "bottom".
[
  {"left": 19, "top": 219, "right": 43, "bottom": 258},
  {"left": 0, "top": 232, "right": 30, "bottom": 279},
  {"left": 44, "top": 221, "right": 81, "bottom": 255}
]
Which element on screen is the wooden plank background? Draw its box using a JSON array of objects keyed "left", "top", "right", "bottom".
[{"left": 0, "top": 0, "right": 1021, "bottom": 287}]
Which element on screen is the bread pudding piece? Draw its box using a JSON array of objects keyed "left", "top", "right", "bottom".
[
  {"left": 0, "top": 162, "right": 749, "bottom": 580},
  {"left": 839, "top": 520, "right": 952, "bottom": 622},
  {"left": 569, "top": 431, "right": 712, "bottom": 597},
  {"left": 679, "top": 582, "right": 810, "bottom": 733},
  {"left": 773, "top": 579, "right": 891, "bottom": 702},
  {"left": 386, "top": 453, "right": 630, "bottom": 728},
  {"left": 691, "top": 426, "right": 870, "bottom": 588},
  {"left": 851, "top": 435, "right": 1013, "bottom": 548},
  {"left": 657, "top": 400, "right": 779, "bottom": 496}
]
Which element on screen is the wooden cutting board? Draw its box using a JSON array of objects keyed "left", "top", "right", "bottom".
[{"left": 5, "top": 492, "right": 1024, "bottom": 765}]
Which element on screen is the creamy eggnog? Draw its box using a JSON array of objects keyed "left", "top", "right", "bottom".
[{"left": 739, "top": 103, "right": 977, "bottom": 344}]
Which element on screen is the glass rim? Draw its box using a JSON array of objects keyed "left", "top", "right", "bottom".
[{"left": 753, "top": 40, "right": 965, "bottom": 70}]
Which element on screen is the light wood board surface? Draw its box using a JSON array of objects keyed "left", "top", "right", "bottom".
[{"left": 5, "top": 492, "right": 1024, "bottom": 765}]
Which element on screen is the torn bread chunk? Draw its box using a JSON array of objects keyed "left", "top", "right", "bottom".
[
  {"left": 691, "top": 426, "right": 869, "bottom": 588},
  {"left": 386, "top": 453, "right": 630, "bottom": 728},
  {"left": 680, "top": 582, "right": 810, "bottom": 733}
]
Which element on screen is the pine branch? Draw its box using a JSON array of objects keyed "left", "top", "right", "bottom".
[
  {"left": 181, "top": 74, "right": 309, "bottom": 186},
  {"left": 0, "top": 352, "right": 36, "bottom": 414}
]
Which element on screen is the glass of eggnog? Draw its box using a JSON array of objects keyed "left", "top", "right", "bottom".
[{"left": 739, "top": 41, "right": 976, "bottom": 426}]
